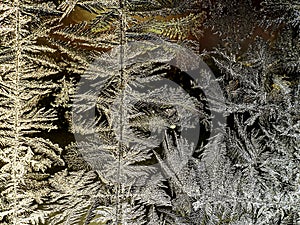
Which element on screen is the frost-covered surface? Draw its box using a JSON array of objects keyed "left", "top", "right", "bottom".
[{"left": 0, "top": 0, "right": 299, "bottom": 224}]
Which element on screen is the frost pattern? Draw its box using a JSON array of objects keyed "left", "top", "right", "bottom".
[{"left": 0, "top": 0, "right": 299, "bottom": 224}]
